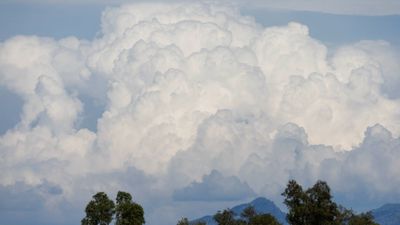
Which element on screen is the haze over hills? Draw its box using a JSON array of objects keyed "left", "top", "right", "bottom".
[
  {"left": 372, "top": 203, "right": 400, "bottom": 225},
  {"left": 191, "top": 197, "right": 287, "bottom": 225},
  {"left": 192, "top": 197, "right": 400, "bottom": 225}
]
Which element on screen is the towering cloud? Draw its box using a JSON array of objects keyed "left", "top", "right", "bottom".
[{"left": 0, "top": 2, "right": 400, "bottom": 224}]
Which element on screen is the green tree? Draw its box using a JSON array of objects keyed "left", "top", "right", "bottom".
[
  {"left": 214, "top": 209, "right": 237, "bottom": 225},
  {"left": 282, "top": 180, "right": 308, "bottom": 225},
  {"left": 240, "top": 206, "right": 282, "bottom": 225},
  {"left": 348, "top": 212, "right": 379, "bottom": 225},
  {"left": 81, "top": 192, "right": 115, "bottom": 225},
  {"left": 176, "top": 217, "right": 207, "bottom": 225},
  {"left": 305, "top": 181, "right": 341, "bottom": 225},
  {"left": 282, "top": 180, "right": 379, "bottom": 225},
  {"left": 194, "top": 221, "right": 207, "bottom": 225},
  {"left": 177, "top": 217, "right": 189, "bottom": 225},
  {"left": 249, "top": 214, "right": 282, "bottom": 225},
  {"left": 282, "top": 180, "right": 341, "bottom": 225},
  {"left": 115, "top": 191, "right": 145, "bottom": 225},
  {"left": 241, "top": 206, "right": 257, "bottom": 221}
]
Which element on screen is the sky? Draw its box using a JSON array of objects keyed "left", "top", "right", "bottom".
[{"left": 1, "top": 1, "right": 400, "bottom": 225}]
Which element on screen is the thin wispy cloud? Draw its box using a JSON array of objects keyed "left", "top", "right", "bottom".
[{"left": 2, "top": 0, "right": 400, "bottom": 15}]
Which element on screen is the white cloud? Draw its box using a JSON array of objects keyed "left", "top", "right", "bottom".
[
  {"left": 173, "top": 170, "right": 255, "bottom": 201},
  {"left": 1, "top": 2, "right": 400, "bottom": 224}
]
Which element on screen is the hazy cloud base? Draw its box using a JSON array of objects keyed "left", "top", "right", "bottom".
[{"left": 1, "top": 2, "right": 400, "bottom": 224}]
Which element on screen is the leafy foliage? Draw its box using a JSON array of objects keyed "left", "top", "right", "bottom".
[
  {"left": 241, "top": 206, "right": 257, "bottom": 221},
  {"left": 81, "top": 192, "right": 115, "bottom": 225},
  {"left": 82, "top": 191, "right": 145, "bottom": 225},
  {"left": 177, "top": 217, "right": 206, "bottom": 225},
  {"left": 305, "top": 181, "right": 341, "bottom": 225},
  {"left": 282, "top": 180, "right": 307, "bottom": 225},
  {"left": 115, "top": 191, "right": 145, "bottom": 225},
  {"left": 211, "top": 206, "right": 281, "bottom": 225},
  {"left": 82, "top": 182, "right": 379, "bottom": 225},
  {"left": 346, "top": 212, "right": 379, "bottom": 225},
  {"left": 214, "top": 209, "right": 237, "bottom": 225},
  {"left": 177, "top": 217, "right": 190, "bottom": 225},
  {"left": 249, "top": 214, "right": 282, "bottom": 225},
  {"left": 282, "top": 180, "right": 379, "bottom": 225}
]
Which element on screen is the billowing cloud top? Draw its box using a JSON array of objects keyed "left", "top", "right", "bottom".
[{"left": 1, "top": 2, "right": 400, "bottom": 225}]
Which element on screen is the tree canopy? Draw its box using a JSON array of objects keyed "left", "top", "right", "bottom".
[
  {"left": 210, "top": 206, "right": 282, "bottom": 225},
  {"left": 214, "top": 209, "right": 238, "bottom": 225},
  {"left": 282, "top": 180, "right": 379, "bottom": 225},
  {"left": 177, "top": 217, "right": 190, "bottom": 225},
  {"left": 82, "top": 192, "right": 115, "bottom": 225},
  {"left": 115, "top": 191, "right": 145, "bottom": 225},
  {"left": 249, "top": 214, "right": 282, "bottom": 225},
  {"left": 83, "top": 181, "right": 379, "bottom": 225},
  {"left": 82, "top": 191, "right": 145, "bottom": 225}
]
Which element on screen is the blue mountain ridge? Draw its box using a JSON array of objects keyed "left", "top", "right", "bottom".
[
  {"left": 190, "top": 197, "right": 400, "bottom": 225},
  {"left": 190, "top": 197, "right": 287, "bottom": 225},
  {"left": 372, "top": 203, "right": 400, "bottom": 225}
]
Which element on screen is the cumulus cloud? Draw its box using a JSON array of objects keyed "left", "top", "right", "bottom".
[
  {"left": 173, "top": 170, "right": 255, "bottom": 201},
  {"left": 1, "top": 2, "right": 400, "bottom": 225}
]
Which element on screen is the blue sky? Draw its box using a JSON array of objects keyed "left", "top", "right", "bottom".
[
  {"left": 1, "top": 1, "right": 400, "bottom": 225},
  {"left": 0, "top": 3, "right": 103, "bottom": 41},
  {"left": 1, "top": 2, "right": 400, "bottom": 44}
]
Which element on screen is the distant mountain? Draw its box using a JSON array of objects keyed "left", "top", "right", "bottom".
[
  {"left": 190, "top": 197, "right": 400, "bottom": 225},
  {"left": 372, "top": 203, "right": 400, "bottom": 225},
  {"left": 191, "top": 197, "right": 287, "bottom": 225}
]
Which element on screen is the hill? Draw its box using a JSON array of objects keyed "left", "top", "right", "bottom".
[
  {"left": 191, "top": 197, "right": 287, "bottom": 225},
  {"left": 372, "top": 203, "right": 400, "bottom": 225}
]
